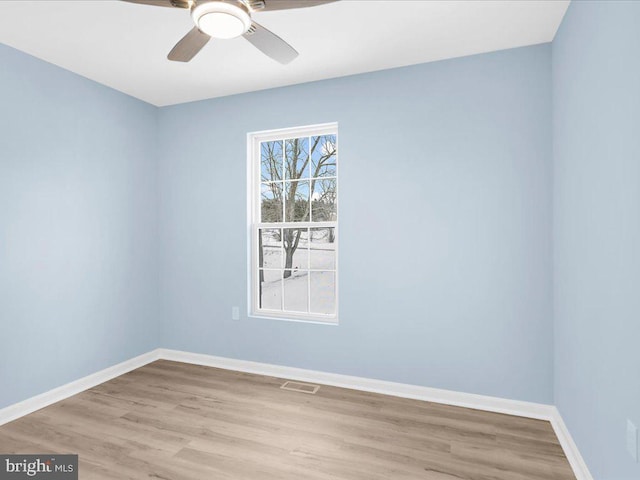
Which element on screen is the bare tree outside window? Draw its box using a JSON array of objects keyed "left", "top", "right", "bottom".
[{"left": 261, "top": 135, "right": 336, "bottom": 278}]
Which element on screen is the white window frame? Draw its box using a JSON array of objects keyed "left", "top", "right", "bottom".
[{"left": 247, "top": 122, "right": 339, "bottom": 325}]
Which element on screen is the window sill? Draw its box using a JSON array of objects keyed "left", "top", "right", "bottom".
[{"left": 248, "top": 312, "right": 339, "bottom": 326}]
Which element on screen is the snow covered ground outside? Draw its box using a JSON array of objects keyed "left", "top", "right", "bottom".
[{"left": 259, "top": 228, "right": 335, "bottom": 315}]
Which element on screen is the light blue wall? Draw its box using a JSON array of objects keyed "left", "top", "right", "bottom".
[
  {"left": 552, "top": 1, "right": 640, "bottom": 478},
  {"left": 0, "top": 44, "right": 160, "bottom": 409},
  {"left": 157, "top": 44, "right": 554, "bottom": 404}
]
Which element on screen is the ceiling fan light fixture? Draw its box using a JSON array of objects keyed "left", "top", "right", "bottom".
[{"left": 191, "top": 1, "right": 251, "bottom": 39}]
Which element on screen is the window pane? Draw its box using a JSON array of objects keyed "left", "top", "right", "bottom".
[
  {"left": 261, "top": 182, "right": 283, "bottom": 222},
  {"left": 259, "top": 229, "right": 282, "bottom": 269},
  {"left": 310, "top": 135, "right": 337, "bottom": 178},
  {"left": 282, "top": 228, "right": 308, "bottom": 275},
  {"left": 310, "top": 228, "right": 335, "bottom": 270},
  {"left": 253, "top": 127, "right": 337, "bottom": 322},
  {"left": 311, "top": 178, "right": 337, "bottom": 221},
  {"left": 261, "top": 141, "right": 283, "bottom": 182},
  {"left": 283, "top": 270, "right": 308, "bottom": 313},
  {"left": 284, "top": 181, "right": 309, "bottom": 222},
  {"left": 310, "top": 271, "right": 335, "bottom": 315},
  {"left": 285, "top": 137, "right": 309, "bottom": 180},
  {"left": 260, "top": 270, "right": 282, "bottom": 311}
]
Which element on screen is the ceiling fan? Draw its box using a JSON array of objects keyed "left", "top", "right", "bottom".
[{"left": 122, "top": 0, "right": 337, "bottom": 64}]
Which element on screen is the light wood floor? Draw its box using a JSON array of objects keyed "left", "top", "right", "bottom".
[{"left": 0, "top": 360, "right": 575, "bottom": 480}]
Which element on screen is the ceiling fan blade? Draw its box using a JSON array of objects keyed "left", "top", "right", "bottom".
[
  {"left": 168, "top": 28, "right": 211, "bottom": 62},
  {"left": 121, "top": 0, "right": 191, "bottom": 8},
  {"left": 258, "top": 0, "right": 337, "bottom": 12},
  {"left": 243, "top": 22, "right": 298, "bottom": 64}
]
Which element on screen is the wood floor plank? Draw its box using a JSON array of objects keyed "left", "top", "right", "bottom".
[{"left": 0, "top": 360, "right": 575, "bottom": 480}]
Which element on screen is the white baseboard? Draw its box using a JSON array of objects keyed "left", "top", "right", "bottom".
[
  {"left": 0, "top": 349, "right": 161, "bottom": 426},
  {"left": 158, "top": 348, "right": 555, "bottom": 420},
  {"left": 549, "top": 407, "right": 595, "bottom": 480},
  {"left": 0, "top": 347, "right": 593, "bottom": 480}
]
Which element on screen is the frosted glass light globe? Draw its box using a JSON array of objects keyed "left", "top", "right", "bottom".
[{"left": 192, "top": 2, "right": 251, "bottom": 39}]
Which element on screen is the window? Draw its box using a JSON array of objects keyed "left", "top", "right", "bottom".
[{"left": 248, "top": 123, "right": 338, "bottom": 324}]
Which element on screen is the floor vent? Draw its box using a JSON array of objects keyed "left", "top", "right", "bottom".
[{"left": 280, "top": 381, "right": 320, "bottom": 394}]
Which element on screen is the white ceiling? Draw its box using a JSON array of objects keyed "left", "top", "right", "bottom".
[{"left": 0, "top": 0, "right": 569, "bottom": 107}]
